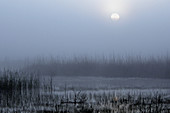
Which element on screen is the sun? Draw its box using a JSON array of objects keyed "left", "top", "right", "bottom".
[{"left": 111, "top": 13, "right": 120, "bottom": 21}]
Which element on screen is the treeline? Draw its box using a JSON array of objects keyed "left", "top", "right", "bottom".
[{"left": 22, "top": 55, "right": 170, "bottom": 78}]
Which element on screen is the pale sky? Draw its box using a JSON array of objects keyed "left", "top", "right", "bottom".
[{"left": 0, "top": 0, "right": 170, "bottom": 59}]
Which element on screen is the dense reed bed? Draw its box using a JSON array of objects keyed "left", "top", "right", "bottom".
[
  {"left": 23, "top": 55, "right": 170, "bottom": 78},
  {"left": 0, "top": 70, "right": 170, "bottom": 113},
  {"left": 0, "top": 55, "right": 170, "bottom": 112},
  {"left": 0, "top": 70, "right": 40, "bottom": 108}
]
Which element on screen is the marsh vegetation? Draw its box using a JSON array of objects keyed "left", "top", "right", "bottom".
[
  {"left": 0, "top": 56, "right": 170, "bottom": 113},
  {"left": 0, "top": 70, "right": 170, "bottom": 113}
]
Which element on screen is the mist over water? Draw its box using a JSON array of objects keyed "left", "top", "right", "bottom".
[
  {"left": 0, "top": 0, "right": 170, "bottom": 78},
  {"left": 1, "top": 1, "right": 170, "bottom": 112},
  {"left": 0, "top": 0, "right": 170, "bottom": 60}
]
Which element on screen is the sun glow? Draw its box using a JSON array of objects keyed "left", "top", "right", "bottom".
[
  {"left": 99, "top": 0, "right": 129, "bottom": 20},
  {"left": 111, "top": 13, "right": 120, "bottom": 21}
]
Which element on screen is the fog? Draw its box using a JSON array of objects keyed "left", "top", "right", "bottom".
[{"left": 0, "top": 0, "right": 170, "bottom": 59}]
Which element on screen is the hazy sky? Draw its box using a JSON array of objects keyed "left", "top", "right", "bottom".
[{"left": 0, "top": 0, "right": 170, "bottom": 59}]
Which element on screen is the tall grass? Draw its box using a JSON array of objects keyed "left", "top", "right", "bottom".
[
  {"left": 0, "top": 70, "right": 40, "bottom": 107},
  {"left": 0, "top": 70, "right": 169, "bottom": 112},
  {"left": 23, "top": 55, "right": 170, "bottom": 78}
]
